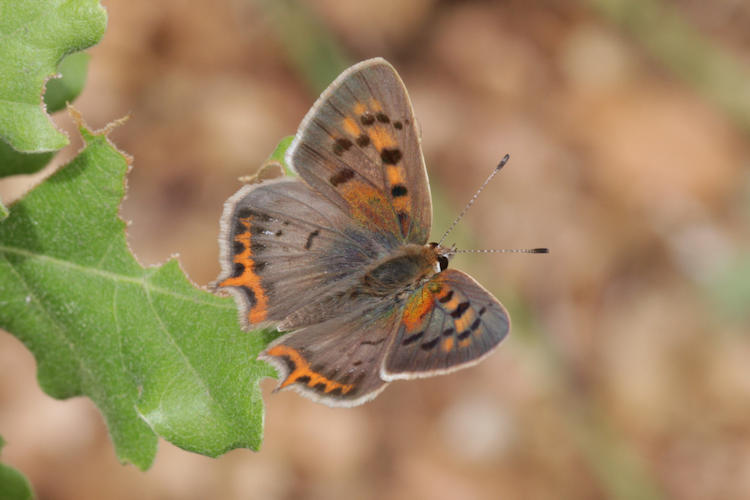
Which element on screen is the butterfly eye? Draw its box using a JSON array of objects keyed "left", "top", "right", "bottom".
[{"left": 438, "top": 255, "right": 449, "bottom": 271}]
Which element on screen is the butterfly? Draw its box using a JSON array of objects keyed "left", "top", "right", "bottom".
[{"left": 216, "top": 58, "right": 517, "bottom": 407}]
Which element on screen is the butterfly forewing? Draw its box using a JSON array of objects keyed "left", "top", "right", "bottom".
[
  {"left": 382, "top": 269, "right": 510, "bottom": 379},
  {"left": 287, "top": 58, "right": 432, "bottom": 247},
  {"left": 216, "top": 177, "right": 382, "bottom": 328}
]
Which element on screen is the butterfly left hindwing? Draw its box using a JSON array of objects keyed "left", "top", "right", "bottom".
[{"left": 259, "top": 302, "right": 401, "bottom": 406}]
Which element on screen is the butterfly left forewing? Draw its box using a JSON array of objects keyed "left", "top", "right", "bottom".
[
  {"left": 287, "top": 58, "right": 432, "bottom": 246},
  {"left": 216, "top": 177, "right": 383, "bottom": 330},
  {"left": 381, "top": 269, "right": 510, "bottom": 380}
]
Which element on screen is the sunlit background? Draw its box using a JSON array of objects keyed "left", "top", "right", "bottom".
[{"left": 1, "top": 0, "right": 749, "bottom": 498}]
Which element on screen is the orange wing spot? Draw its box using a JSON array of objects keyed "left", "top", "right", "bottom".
[
  {"left": 266, "top": 345, "right": 354, "bottom": 395},
  {"left": 369, "top": 99, "right": 383, "bottom": 112},
  {"left": 368, "top": 126, "right": 396, "bottom": 151},
  {"left": 218, "top": 217, "right": 268, "bottom": 323},
  {"left": 386, "top": 165, "right": 406, "bottom": 186},
  {"left": 442, "top": 337, "right": 454, "bottom": 352},
  {"left": 343, "top": 117, "right": 361, "bottom": 137},
  {"left": 403, "top": 288, "right": 434, "bottom": 331},
  {"left": 441, "top": 296, "right": 460, "bottom": 311},
  {"left": 338, "top": 179, "right": 401, "bottom": 234},
  {"left": 385, "top": 165, "right": 410, "bottom": 211},
  {"left": 353, "top": 102, "right": 367, "bottom": 115},
  {"left": 458, "top": 338, "right": 472, "bottom": 348},
  {"left": 392, "top": 194, "right": 409, "bottom": 213},
  {"left": 454, "top": 310, "right": 476, "bottom": 334}
]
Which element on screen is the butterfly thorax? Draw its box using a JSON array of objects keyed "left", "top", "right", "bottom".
[{"left": 360, "top": 244, "right": 445, "bottom": 297}]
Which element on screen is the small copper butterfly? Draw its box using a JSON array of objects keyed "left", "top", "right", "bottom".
[{"left": 216, "top": 58, "right": 537, "bottom": 406}]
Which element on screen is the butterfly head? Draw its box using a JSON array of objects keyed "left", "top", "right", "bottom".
[{"left": 428, "top": 241, "right": 454, "bottom": 272}]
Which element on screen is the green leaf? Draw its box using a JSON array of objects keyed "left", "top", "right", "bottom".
[
  {"left": 0, "top": 196, "right": 7, "bottom": 221},
  {"left": 0, "top": 121, "right": 279, "bottom": 469},
  {"left": 0, "top": 138, "right": 55, "bottom": 177},
  {"left": 240, "top": 136, "right": 295, "bottom": 183},
  {"left": 268, "top": 135, "right": 295, "bottom": 176},
  {"left": 0, "top": 436, "right": 34, "bottom": 500},
  {"left": 0, "top": 0, "right": 106, "bottom": 153},
  {"left": 44, "top": 52, "right": 91, "bottom": 114}
]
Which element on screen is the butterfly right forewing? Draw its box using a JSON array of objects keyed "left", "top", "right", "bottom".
[{"left": 287, "top": 58, "right": 432, "bottom": 246}]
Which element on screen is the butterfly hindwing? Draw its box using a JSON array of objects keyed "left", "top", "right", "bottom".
[
  {"left": 216, "top": 177, "right": 383, "bottom": 329},
  {"left": 286, "top": 57, "right": 432, "bottom": 246},
  {"left": 382, "top": 269, "right": 510, "bottom": 380},
  {"left": 259, "top": 303, "right": 400, "bottom": 407}
]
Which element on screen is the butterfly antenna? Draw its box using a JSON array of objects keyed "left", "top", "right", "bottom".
[
  {"left": 437, "top": 154, "right": 511, "bottom": 246},
  {"left": 452, "top": 248, "right": 549, "bottom": 254}
]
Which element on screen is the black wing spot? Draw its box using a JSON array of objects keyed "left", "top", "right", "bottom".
[
  {"left": 438, "top": 290, "right": 454, "bottom": 304},
  {"left": 250, "top": 242, "right": 266, "bottom": 253},
  {"left": 236, "top": 207, "right": 254, "bottom": 219},
  {"left": 275, "top": 230, "right": 283, "bottom": 237},
  {"left": 393, "top": 120, "right": 403, "bottom": 130},
  {"left": 254, "top": 260, "right": 267, "bottom": 272},
  {"left": 313, "top": 382, "right": 328, "bottom": 392},
  {"left": 457, "top": 329, "right": 472, "bottom": 340},
  {"left": 376, "top": 112, "right": 390, "bottom": 123},
  {"left": 381, "top": 148, "right": 402, "bottom": 165},
  {"left": 451, "top": 301, "right": 471, "bottom": 319},
  {"left": 328, "top": 387, "right": 343, "bottom": 397},
  {"left": 239, "top": 208, "right": 273, "bottom": 222},
  {"left": 232, "top": 240, "right": 244, "bottom": 255},
  {"left": 361, "top": 337, "right": 386, "bottom": 346},
  {"left": 402, "top": 331, "right": 424, "bottom": 346},
  {"left": 478, "top": 306, "right": 487, "bottom": 316},
  {"left": 356, "top": 133, "right": 370, "bottom": 147},
  {"left": 352, "top": 360, "right": 363, "bottom": 366},
  {"left": 240, "top": 286, "right": 257, "bottom": 306},
  {"left": 391, "top": 184, "right": 408, "bottom": 197},
  {"left": 279, "top": 355, "right": 296, "bottom": 373},
  {"left": 232, "top": 262, "right": 245, "bottom": 277},
  {"left": 360, "top": 113, "right": 375, "bottom": 125},
  {"left": 304, "top": 230, "right": 320, "bottom": 250},
  {"left": 296, "top": 375, "right": 311, "bottom": 385},
  {"left": 420, "top": 337, "right": 440, "bottom": 350},
  {"left": 332, "top": 137, "right": 353, "bottom": 156},
  {"left": 471, "top": 318, "right": 481, "bottom": 331},
  {"left": 330, "top": 168, "right": 355, "bottom": 186},
  {"left": 442, "top": 328, "right": 455, "bottom": 337}
]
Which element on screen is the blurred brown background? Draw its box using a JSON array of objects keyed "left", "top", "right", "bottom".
[{"left": 1, "top": 0, "right": 750, "bottom": 499}]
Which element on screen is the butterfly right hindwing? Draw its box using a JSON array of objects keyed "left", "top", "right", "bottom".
[{"left": 381, "top": 269, "right": 510, "bottom": 380}]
